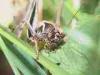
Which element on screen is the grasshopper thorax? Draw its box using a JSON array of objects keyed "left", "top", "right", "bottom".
[{"left": 30, "top": 21, "right": 65, "bottom": 51}]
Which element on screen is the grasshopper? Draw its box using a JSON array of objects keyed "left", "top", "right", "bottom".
[{"left": 15, "top": 0, "right": 65, "bottom": 59}]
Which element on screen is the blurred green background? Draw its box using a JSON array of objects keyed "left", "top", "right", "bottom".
[{"left": 0, "top": 0, "right": 100, "bottom": 75}]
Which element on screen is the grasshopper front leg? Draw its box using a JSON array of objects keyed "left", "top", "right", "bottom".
[{"left": 28, "top": 0, "right": 43, "bottom": 59}]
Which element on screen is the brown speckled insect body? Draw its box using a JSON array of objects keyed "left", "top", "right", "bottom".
[{"left": 30, "top": 21, "right": 65, "bottom": 51}]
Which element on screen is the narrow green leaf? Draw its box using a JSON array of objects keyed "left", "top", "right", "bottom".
[
  {"left": 0, "top": 36, "right": 47, "bottom": 75},
  {"left": 0, "top": 36, "right": 21, "bottom": 75}
]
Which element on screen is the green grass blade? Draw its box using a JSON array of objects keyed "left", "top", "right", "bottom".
[
  {"left": 0, "top": 36, "right": 47, "bottom": 75},
  {"left": 0, "top": 36, "right": 21, "bottom": 75}
]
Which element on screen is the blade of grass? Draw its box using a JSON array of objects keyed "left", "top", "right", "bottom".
[
  {"left": 0, "top": 36, "right": 47, "bottom": 75},
  {"left": 0, "top": 36, "right": 21, "bottom": 75}
]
